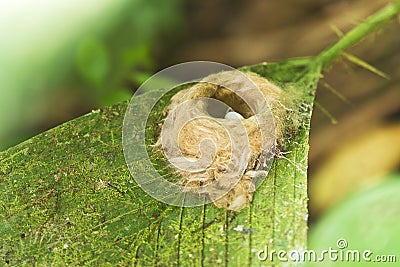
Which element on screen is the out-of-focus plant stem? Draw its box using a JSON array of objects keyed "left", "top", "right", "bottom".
[{"left": 316, "top": 1, "right": 400, "bottom": 70}]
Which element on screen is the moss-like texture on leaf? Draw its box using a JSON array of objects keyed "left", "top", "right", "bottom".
[
  {"left": 0, "top": 59, "right": 320, "bottom": 266},
  {"left": 2, "top": 2, "right": 400, "bottom": 264}
]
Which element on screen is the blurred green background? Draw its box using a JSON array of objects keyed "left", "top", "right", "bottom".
[
  {"left": 0, "top": 0, "right": 183, "bottom": 150},
  {"left": 1, "top": 0, "right": 399, "bottom": 263}
]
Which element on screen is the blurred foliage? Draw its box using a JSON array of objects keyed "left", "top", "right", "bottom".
[
  {"left": 77, "top": 37, "right": 110, "bottom": 89},
  {"left": 310, "top": 123, "right": 400, "bottom": 215},
  {"left": 1, "top": 1, "right": 399, "bottom": 262},
  {"left": 0, "top": 58, "right": 318, "bottom": 266},
  {"left": 0, "top": 0, "right": 183, "bottom": 151},
  {"left": 308, "top": 174, "right": 400, "bottom": 266}
]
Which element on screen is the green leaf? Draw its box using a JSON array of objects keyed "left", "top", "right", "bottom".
[
  {"left": 307, "top": 175, "right": 400, "bottom": 267},
  {"left": 2, "top": 3, "right": 399, "bottom": 265},
  {"left": 0, "top": 58, "right": 319, "bottom": 266}
]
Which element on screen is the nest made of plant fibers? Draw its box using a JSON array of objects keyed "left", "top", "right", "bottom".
[{"left": 156, "top": 70, "right": 296, "bottom": 211}]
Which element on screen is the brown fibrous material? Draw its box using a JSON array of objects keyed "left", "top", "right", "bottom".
[{"left": 157, "top": 71, "right": 288, "bottom": 211}]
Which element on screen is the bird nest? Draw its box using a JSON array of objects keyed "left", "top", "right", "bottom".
[{"left": 156, "top": 70, "right": 288, "bottom": 211}]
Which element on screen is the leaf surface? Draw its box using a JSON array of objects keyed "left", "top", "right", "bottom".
[{"left": 0, "top": 58, "right": 320, "bottom": 266}]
